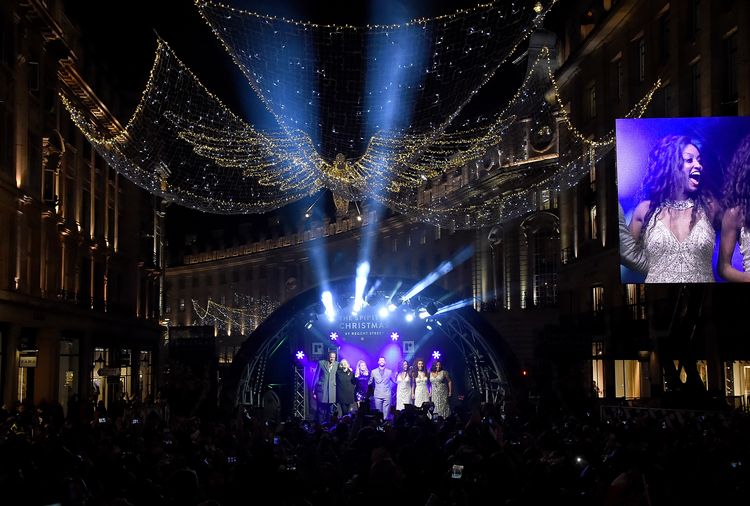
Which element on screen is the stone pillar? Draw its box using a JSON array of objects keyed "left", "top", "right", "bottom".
[
  {"left": 33, "top": 327, "right": 60, "bottom": 404},
  {"left": 2, "top": 325, "right": 21, "bottom": 404}
]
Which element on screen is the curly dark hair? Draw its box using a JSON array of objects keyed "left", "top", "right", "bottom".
[
  {"left": 411, "top": 358, "right": 427, "bottom": 379},
  {"left": 723, "top": 133, "right": 750, "bottom": 229},
  {"left": 636, "top": 135, "right": 706, "bottom": 243}
]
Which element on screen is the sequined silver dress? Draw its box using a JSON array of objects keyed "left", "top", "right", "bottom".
[{"left": 644, "top": 208, "right": 714, "bottom": 283}]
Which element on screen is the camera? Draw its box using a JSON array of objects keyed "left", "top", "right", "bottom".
[
  {"left": 451, "top": 464, "right": 464, "bottom": 479},
  {"left": 98, "top": 417, "right": 107, "bottom": 423},
  {"left": 227, "top": 456, "right": 237, "bottom": 464},
  {"left": 131, "top": 418, "right": 140, "bottom": 424}
]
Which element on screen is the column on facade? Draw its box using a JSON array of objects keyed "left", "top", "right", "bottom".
[{"left": 33, "top": 327, "right": 60, "bottom": 404}]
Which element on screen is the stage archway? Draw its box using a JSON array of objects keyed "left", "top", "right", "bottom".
[{"left": 220, "top": 277, "right": 521, "bottom": 418}]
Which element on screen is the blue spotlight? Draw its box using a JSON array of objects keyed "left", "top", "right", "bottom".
[
  {"left": 434, "top": 297, "right": 476, "bottom": 315},
  {"left": 388, "top": 303, "right": 397, "bottom": 312},
  {"left": 321, "top": 291, "right": 336, "bottom": 322},
  {"left": 405, "top": 313, "right": 414, "bottom": 323},
  {"left": 400, "top": 245, "right": 474, "bottom": 301},
  {"left": 352, "top": 262, "right": 370, "bottom": 314},
  {"left": 378, "top": 306, "right": 389, "bottom": 319},
  {"left": 426, "top": 324, "right": 433, "bottom": 331},
  {"left": 418, "top": 309, "right": 429, "bottom": 320}
]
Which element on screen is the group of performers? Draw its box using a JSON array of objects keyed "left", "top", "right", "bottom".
[{"left": 312, "top": 351, "right": 453, "bottom": 421}]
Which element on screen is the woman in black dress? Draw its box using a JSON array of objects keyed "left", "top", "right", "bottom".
[
  {"left": 336, "top": 359, "right": 356, "bottom": 415},
  {"left": 353, "top": 359, "right": 371, "bottom": 410}
]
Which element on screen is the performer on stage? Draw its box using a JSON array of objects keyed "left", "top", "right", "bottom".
[
  {"left": 395, "top": 360, "right": 413, "bottom": 411},
  {"left": 336, "top": 359, "right": 356, "bottom": 415},
  {"left": 313, "top": 350, "right": 338, "bottom": 422},
  {"left": 369, "top": 357, "right": 395, "bottom": 419},
  {"left": 354, "top": 359, "right": 371, "bottom": 409},
  {"left": 430, "top": 360, "right": 452, "bottom": 418},
  {"left": 412, "top": 359, "right": 430, "bottom": 410}
]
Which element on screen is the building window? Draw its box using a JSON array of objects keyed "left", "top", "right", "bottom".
[
  {"left": 589, "top": 204, "right": 598, "bottom": 240},
  {"left": 638, "top": 38, "right": 646, "bottom": 83},
  {"left": 690, "top": 60, "right": 701, "bottom": 115},
  {"left": 687, "top": 0, "right": 700, "bottom": 41},
  {"left": 587, "top": 83, "right": 596, "bottom": 119},
  {"left": 28, "top": 61, "right": 40, "bottom": 92},
  {"left": 722, "top": 31, "right": 738, "bottom": 116},
  {"left": 537, "top": 189, "right": 557, "bottom": 210},
  {"left": 625, "top": 284, "right": 646, "bottom": 319},
  {"left": 91, "top": 347, "right": 110, "bottom": 407},
  {"left": 531, "top": 225, "right": 559, "bottom": 308},
  {"left": 434, "top": 226, "right": 441, "bottom": 240},
  {"left": 179, "top": 298, "right": 185, "bottom": 311},
  {"left": 139, "top": 351, "right": 153, "bottom": 401},
  {"left": 611, "top": 57, "right": 623, "bottom": 104},
  {"left": 592, "top": 342, "right": 604, "bottom": 398},
  {"left": 658, "top": 12, "right": 670, "bottom": 64},
  {"left": 615, "top": 360, "right": 643, "bottom": 398},
  {"left": 725, "top": 361, "right": 750, "bottom": 408},
  {"left": 592, "top": 285, "right": 604, "bottom": 313}
]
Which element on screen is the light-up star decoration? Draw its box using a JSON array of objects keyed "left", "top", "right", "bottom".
[
  {"left": 432, "top": 350, "right": 441, "bottom": 360},
  {"left": 61, "top": 1, "right": 661, "bottom": 229},
  {"left": 295, "top": 350, "right": 305, "bottom": 360},
  {"left": 329, "top": 332, "right": 339, "bottom": 341},
  {"left": 390, "top": 332, "right": 400, "bottom": 341}
]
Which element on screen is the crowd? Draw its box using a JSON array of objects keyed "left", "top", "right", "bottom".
[{"left": 0, "top": 394, "right": 749, "bottom": 506}]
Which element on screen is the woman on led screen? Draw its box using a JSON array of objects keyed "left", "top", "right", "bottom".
[
  {"left": 629, "top": 135, "right": 719, "bottom": 283},
  {"left": 718, "top": 133, "right": 750, "bottom": 282}
]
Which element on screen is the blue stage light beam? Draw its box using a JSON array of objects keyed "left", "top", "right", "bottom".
[
  {"left": 321, "top": 291, "right": 336, "bottom": 322},
  {"left": 353, "top": 3, "right": 430, "bottom": 285},
  {"left": 433, "top": 297, "right": 476, "bottom": 315},
  {"left": 352, "top": 261, "right": 370, "bottom": 314},
  {"left": 401, "top": 245, "right": 475, "bottom": 302}
]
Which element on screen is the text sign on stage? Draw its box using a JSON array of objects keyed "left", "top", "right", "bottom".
[{"left": 338, "top": 313, "right": 386, "bottom": 339}]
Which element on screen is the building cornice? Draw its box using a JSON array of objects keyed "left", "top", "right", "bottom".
[{"left": 57, "top": 58, "right": 125, "bottom": 137}]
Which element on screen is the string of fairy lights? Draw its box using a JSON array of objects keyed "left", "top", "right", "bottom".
[
  {"left": 62, "top": 0, "right": 659, "bottom": 229},
  {"left": 195, "top": 0, "right": 556, "bottom": 163},
  {"left": 193, "top": 295, "right": 279, "bottom": 335}
]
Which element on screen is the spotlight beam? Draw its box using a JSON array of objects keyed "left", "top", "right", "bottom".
[
  {"left": 434, "top": 297, "right": 476, "bottom": 315},
  {"left": 401, "top": 245, "right": 474, "bottom": 301},
  {"left": 321, "top": 291, "right": 336, "bottom": 321},
  {"left": 352, "top": 261, "right": 370, "bottom": 313}
]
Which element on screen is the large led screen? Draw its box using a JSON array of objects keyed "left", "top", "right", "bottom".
[{"left": 617, "top": 117, "right": 750, "bottom": 283}]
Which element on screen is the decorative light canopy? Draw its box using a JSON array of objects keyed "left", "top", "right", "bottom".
[{"left": 61, "top": 0, "right": 660, "bottom": 229}]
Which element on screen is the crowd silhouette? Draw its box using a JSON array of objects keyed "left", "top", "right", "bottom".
[{"left": 0, "top": 394, "right": 748, "bottom": 505}]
